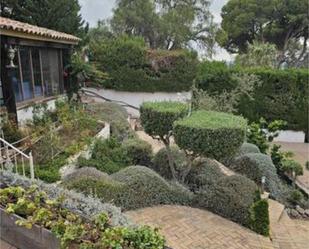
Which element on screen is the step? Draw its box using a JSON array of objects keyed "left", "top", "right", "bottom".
[{"left": 268, "top": 199, "right": 285, "bottom": 224}]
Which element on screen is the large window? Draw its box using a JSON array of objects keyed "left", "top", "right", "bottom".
[{"left": 9, "top": 46, "right": 64, "bottom": 103}]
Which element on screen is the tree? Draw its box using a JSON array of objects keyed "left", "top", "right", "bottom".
[
  {"left": 0, "top": 0, "right": 86, "bottom": 36},
  {"left": 217, "top": 0, "right": 308, "bottom": 67},
  {"left": 234, "top": 41, "right": 278, "bottom": 68},
  {"left": 111, "top": 0, "right": 216, "bottom": 56}
]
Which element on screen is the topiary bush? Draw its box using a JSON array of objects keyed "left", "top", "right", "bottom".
[
  {"left": 140, "top": 101, "right": 188, "bottom": 139},
  {"left": 238, "top": 142, "right": 260, "bottom": 156},
  {"left": 63, "top": 167, "right": 110, "bottom": 182},
  {"left": 249, "top": 199, "right": 270, "bottom": 236},
  {"left": 111, "top": 166, "right": 191, "bottom": 210},
  {"left": 186, "top": 159, "right": 225, "bottom": 192},
  {"left": 122, "top": 138, "right": 153, "bottom": 166},
  {"left": 152, "top": 146, "right": 188, "bottom": 180},
  {"left": 174, "top": 111, "right": 247, "bottom": 161},
  {"left": 233, "top": 153, "right": 284, "bottom": 199},
  {"left": 194, "top": 174, "right": 259, "bottom": 227}
]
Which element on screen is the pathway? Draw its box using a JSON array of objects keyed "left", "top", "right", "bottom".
[{"left": 126, "top": 205, "right": 274, "bottom": 249}]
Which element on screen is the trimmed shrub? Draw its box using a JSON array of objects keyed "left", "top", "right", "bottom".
[
  {"left": 63, "top": 167, "right": 110, "bottom": 182},
  {"left": 152, "top": 146, "right": 188, "bottom": 180},
  {"left": 249, "top": 199, "right": 270, "bottom": 236},
  {"left": 186, "top": 159, "right": 225, "bottom": 191},
  {"left": 194, "top": 175, "right": 259, "bottom": 226},
  {"left": 238, "top": 142, "right": 260, "bottom": 156},
  {"left": 233, "top": 153, "right": 283, "bottom": 198},
  {"left": 122, "top": 138, "right": 153, "bottom": 166},
  {"left": 111, "top": 166, "right": 185, "bottom": 210},
  {"left": 174, "top": 111, "right": 247, "bottom": 160},
  {"left": 91, "top": 36, "right": 198, "bottom": 92},
  {"left": 140, "top": 101, "right": 188, "bottom": 138}
]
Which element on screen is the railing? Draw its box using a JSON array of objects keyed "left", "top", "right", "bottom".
[{"left": 0, "top": 136, "right": 34, "bottom": 180}]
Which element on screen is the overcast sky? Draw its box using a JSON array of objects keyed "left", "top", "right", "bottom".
[{"left": 79, "top": 0, "right": 232, "bottom": 61}]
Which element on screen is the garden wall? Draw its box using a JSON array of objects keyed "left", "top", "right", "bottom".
[{"left": 85, "top": 87, "right": 191, "bottom": 116}]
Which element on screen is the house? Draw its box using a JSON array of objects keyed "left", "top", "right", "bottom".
[{"left": 0, "top": 17, "right": 80, "bottom": 123}]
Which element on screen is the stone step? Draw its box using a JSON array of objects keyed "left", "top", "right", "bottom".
[{"left": 268, "top": 199, "right": 286, "bottom": 224}]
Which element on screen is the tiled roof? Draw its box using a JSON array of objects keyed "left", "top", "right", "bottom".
[{"left": 0, "top": 17, "right": 80, "bottom": 44}]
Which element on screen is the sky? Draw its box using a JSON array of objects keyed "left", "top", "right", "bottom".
[{"left": 79, "top": 0, "right": 232, "bottom": 61}]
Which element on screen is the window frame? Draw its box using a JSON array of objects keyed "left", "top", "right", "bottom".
[{"left": 12, "top": 46, "right": 64, "bottom": 107}]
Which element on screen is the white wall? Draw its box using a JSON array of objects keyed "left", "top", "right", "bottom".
[{"left": 85, "top": 87, "right": 192, "bottom": 116}]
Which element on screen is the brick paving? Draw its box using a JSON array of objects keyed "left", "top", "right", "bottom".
[{"left": 126, "top": 205, "right": 275, "bottom": 249}]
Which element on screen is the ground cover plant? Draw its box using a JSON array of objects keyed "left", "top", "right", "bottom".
[{"left": 0, "top": 185, "right": 166, "bottom": 249}]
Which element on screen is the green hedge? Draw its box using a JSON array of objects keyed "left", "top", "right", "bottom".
[
  {"left": 249, "top": 199, "right": 270, "bottom": 236},
  {"left": 140, "top": 101, "right": 189, "bottom": 138},
  {"left": 91, "top": 36, "right": 198, "bottom": 92},
  {"left": 173, "top": 111, "right": 247, "bottom": 160},
  {"left": 196, "top": 61, "right": 308, "bottom": 135}
]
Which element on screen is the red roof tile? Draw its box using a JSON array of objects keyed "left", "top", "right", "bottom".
[{"left": 0, "top": 17, "right": 80, "bottom": 44}]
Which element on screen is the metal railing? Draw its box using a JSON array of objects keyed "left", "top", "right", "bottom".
[{"left": 0, "top": 136, "right": 34, "bottom": 180}]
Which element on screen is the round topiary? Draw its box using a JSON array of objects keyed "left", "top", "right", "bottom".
[
  {"left": 233, "top": 153, "right": 283, "bottom": 198},
  {"left": 194, "top": 174, "right": 259, "bottom": 226},
  {"left": 122, "top": 138, "right": 153, "bottom": 166},
  {"left": 111, "top": 166, "right": 190, "bottom": 210},
  {"left": 152, "top": 146, "right": 188, "bottom": 180},
  {"left": 238, "top": 142, "right": 260, "bottom": 156},
  {"left": 63, "top": 167, "right": 110, "bottom": 183},
  {"left": 173, "top": 111, "right": 247, "bottom": 161},
  {"left": 186, "top": 159, "right": 225, "bottom": 191},
  {"left": 140, "top": 101, "right": 188, "bottom": 138}
]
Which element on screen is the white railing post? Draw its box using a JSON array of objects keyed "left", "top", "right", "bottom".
[{"left": 29, "top": 151, "right": 34, "bottom": 180}]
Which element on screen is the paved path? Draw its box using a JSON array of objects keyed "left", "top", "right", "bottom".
[
  {"left": 0, "top": 239, "right": 16, "bottom": 249},
  {"left": 126, "top": 205, "right": 274, "bottom": 249}
]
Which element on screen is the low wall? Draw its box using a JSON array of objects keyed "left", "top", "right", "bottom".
[{"left": 85, "top": 87, "right": 191, "bottom": 116}]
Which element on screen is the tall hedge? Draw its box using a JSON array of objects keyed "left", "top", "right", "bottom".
[
  {"left": 173, "top": 111, "right": 247, "bottom": 160},
  {"left": 91, "top": 36, "right": 198, "bottom": 92},
  {"left": 196, "top": 61, "right": 309, "bottom": 138}
]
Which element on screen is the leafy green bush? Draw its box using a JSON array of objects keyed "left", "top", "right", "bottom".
[
  {"left": 238, "top": 143, "right": 260, "bottom": 156},
  {"left": 194, "top": 175, "right": 259, "bottom": 227},
  {"left": 186, "top": 159, "right": 225, "bottom": 191},
  {"left": 174, "top": 111, "right": 247, "bottom": 160},
  {"left": 63, "top": 167, "right": 110, "bottom": 182},
  {"left": 233, "top": 153, "right": 283, "bottom": 199},
  {"left": 288, "top": 190, "right": 304, "bottom": 206},
  {"left": 111, "top": 166, "right": 191, "bottom": 210},
  {"left": 196, "top": 61, "right": 236, "bottom": 93},
  {"left": 281, "top": 159, "right": 303, "bottom": 177},
  {"left": 1, "top": 118, "right": 23, "bottom": 143},
  {"left": 91, "top": 36, "right": 198, "bottom": 92},
  {"left": 196, "top": 63, "right": 308, "bottom": 139},
  {"left": 152, "top": 146, "right": 188, "bottom": 180},
  {"left": 140, "top": 101, "right": 188, "bottom": 138},
  {"left": 249, "top": 199, "right": 270, "bottom": 236},
  {"left": 122, "top": 138, "right": 153, "bottom": 166},
  {"left": 85, "top": 103, "right": 134, "bottom": 141}
]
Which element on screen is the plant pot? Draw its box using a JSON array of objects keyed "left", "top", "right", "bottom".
[{"left": 0, "top": 208, "right": 60, "bottom": 249}]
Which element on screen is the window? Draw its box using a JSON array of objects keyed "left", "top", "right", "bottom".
[
  {"left": 10, "top": 46, "right": 64, "bottom": 103},
  {"left": 19, "top": 47, "right": 34, "bottom": 100},
  {"left": 41, "top": 49, "right": 61, "bottom": 96},
  {"left": 31, "top": 48, "right": 43, "bottom": 97}
]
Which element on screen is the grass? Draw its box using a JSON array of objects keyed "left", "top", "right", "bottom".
[{"left": 174, "top": 110, "right": 247, "bottom": 129}]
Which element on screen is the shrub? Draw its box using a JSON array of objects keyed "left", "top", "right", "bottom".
[
  {"left": 152, "top": 146, "right": 188, "bottom": 180},
  {"left": 174, "top": 111, "right": 247, "bottom": 161},
  {"left": 186, "top": 159, "right": 225, "bottom": 191},
  {"left": 281, "top": 159, "right": 303, "bottom": 177},
  {"left": 63, "top": 167, "right": 110, "bottom": 182},
  {"left": 196, "top": 63, "right": 308, "bottom": 141},
  {"left": 140, "top": 101, "right": 188, "bottom": 139},
  {"left": 111, "top": 166, "right": 189, "bottom": 210},
  {"left": 238, "top": 143, "right": 260, "bottom": 156},
  {"left": 249, "top": 199, "right": 270, "bottom": 236},
  {"left": 122, "top": 138, "right": 153, "bottom": 166},
  {"left": 233, "top": 153, "right": 283, "bottom": 199},
  {"left": 194, "top": 175, "right": 259, "bottom": 227},
  {"left": 1, "top": 118, "right": 23, "bottom": 143},
  {"left": 288, "top": 190, "right": 304, "bottom": 206},
  {"left": 91, "top": 36, "right": 198, "bottom": 92},
  {"left": 196, "top": 61, "right": 236, "bottom": 93},
  {"left": 85, "top": 103, "right": 134, "bottom": 141}
]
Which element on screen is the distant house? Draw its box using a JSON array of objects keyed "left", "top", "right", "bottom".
[{"left": 0, "top": 17, "right": 79, "bottom": 123}]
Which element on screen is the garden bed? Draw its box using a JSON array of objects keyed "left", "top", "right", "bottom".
[{"left": 0, "top": 207, "right": 60, "bottom": 249}]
